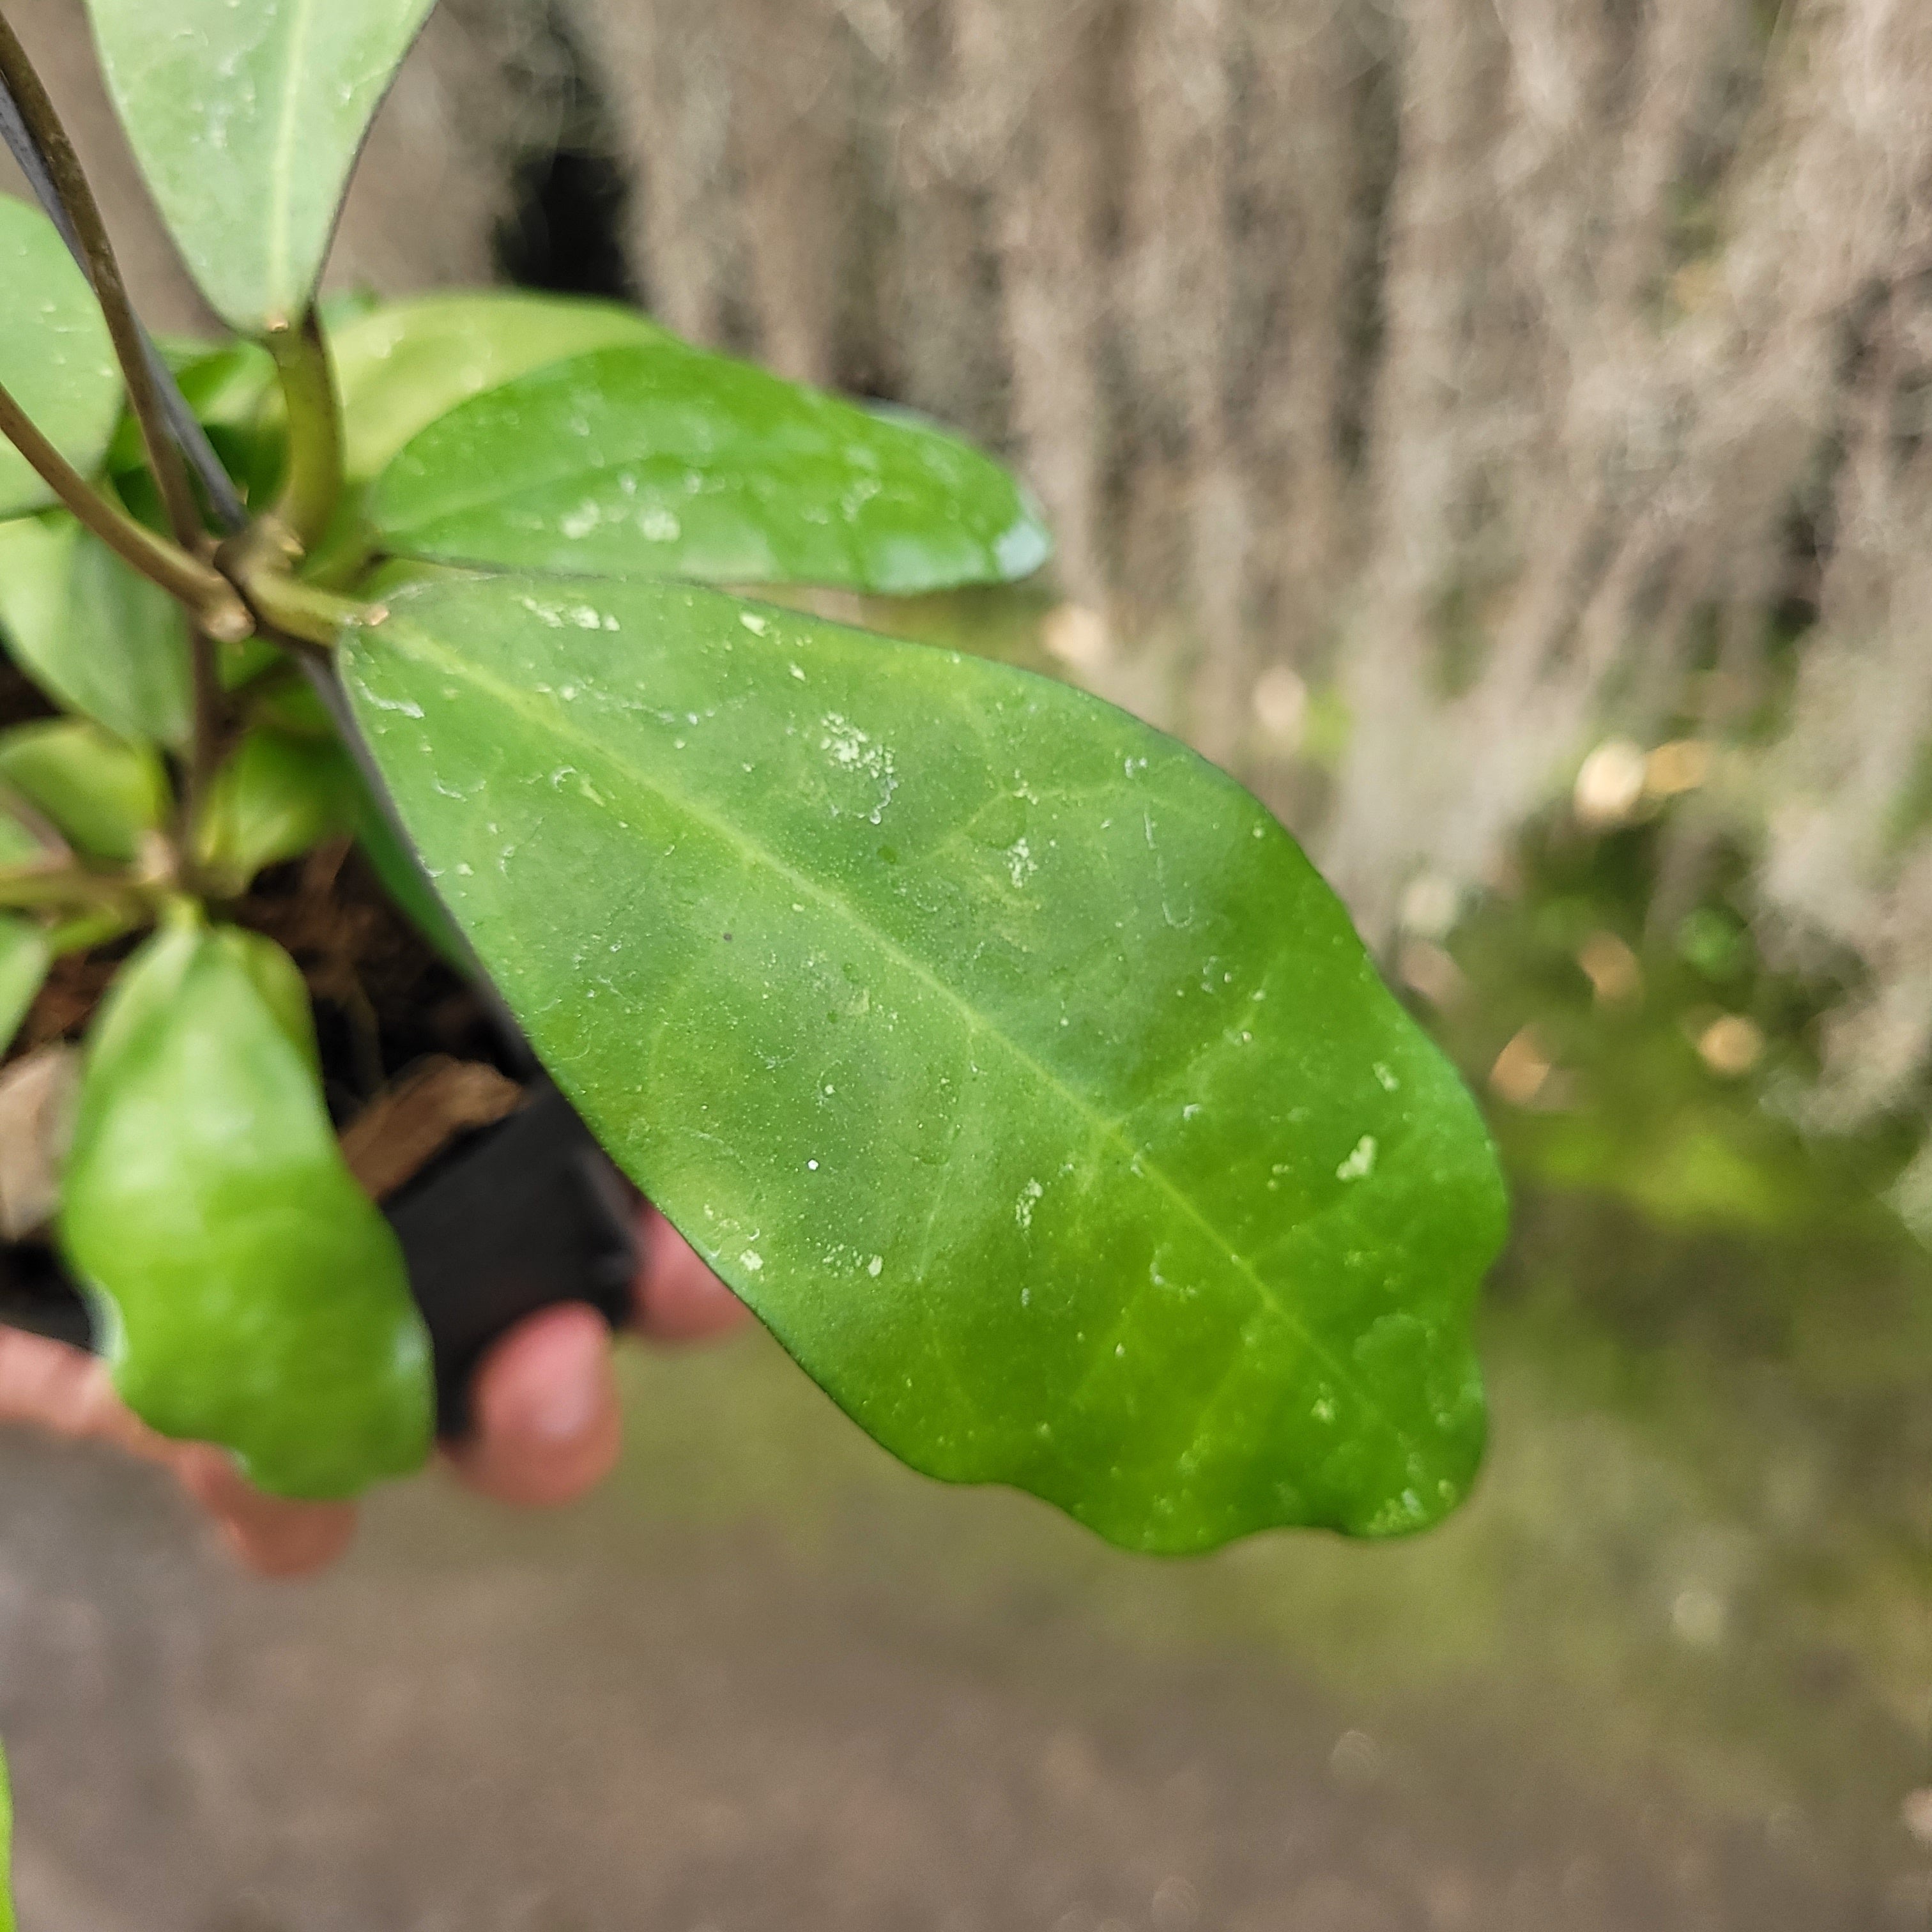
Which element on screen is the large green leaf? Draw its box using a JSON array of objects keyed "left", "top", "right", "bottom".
[
  {"left": 85, "top": 0, "right": 438, "bottom": 331},
  {"left": 347, "top": 768, "right": 468, "bottom": 969},
  {"left": 0, "top": 197, "right": 121, "bottom": 518},
  {"left": 60, "top": 914, "right": 433, "bottom": 1499},
  {"left": 342, "top": 577, "right": 1503, "bottom": 1552},
  {"left": 0, "top": 515, "right": 192, "bottom": 746},
  {"left": 370, "top": 342, "right": 1053, "bottom": 595},
  {"left": 332, "top": 292, "right": 665, "bottom": 482}
]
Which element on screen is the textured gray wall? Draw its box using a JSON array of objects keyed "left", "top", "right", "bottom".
[{"left": 9, "top": 0, "right": 1932, "bottom": 1133}]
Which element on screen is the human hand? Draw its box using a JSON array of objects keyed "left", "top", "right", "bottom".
[{"left": 0, "top": 1205, "right": 749, "bottom": 1577}]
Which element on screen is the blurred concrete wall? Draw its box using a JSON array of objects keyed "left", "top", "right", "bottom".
[{"left": 10, "top": 0, "right": 1932, "bottom": 1132}]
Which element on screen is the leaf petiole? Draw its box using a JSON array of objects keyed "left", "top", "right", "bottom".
[
  {"left": 263, "top": 308, "right": 343, "bottom": 557},
  {"left": 0, "top": 860, "right": 150, "bottom": 915}
]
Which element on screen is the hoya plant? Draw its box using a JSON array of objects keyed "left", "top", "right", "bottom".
[{"left": 0, "top": 0, "right": 1503, "bottom": 1892}]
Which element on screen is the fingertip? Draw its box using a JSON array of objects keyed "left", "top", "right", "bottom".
[
  {"left": 449, "top": 1301, "right": 622, "bottom": 1507},
  {"left": 635, "top": 1208, "right": 751, "bottom": 1342},
  {"left": 173, "top": 1445, "right": 359, "bottom": 1578}
]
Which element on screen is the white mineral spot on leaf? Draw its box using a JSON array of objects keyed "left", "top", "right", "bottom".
[
  {"left": 1182, "top": 1104, "right": 1201, "bottom": 1121},
  {"left": 1374, "top": 1061, "right": 1400, "bottom": 1091},
  {"left": 867, "top": 1255, "right": 883, "bottom": 1276},
  {"left": 1005, "top": 838, "right": 1037, "bottom": 888},
  {"left": 1314, "top": 1397, "right": 1337, "bottom": 1422},
  {"left": 790, "top": 664, "right": 806, "bottom": 680},
  {"left": 807, "top": 1159, "right": 818, "bottom": 1170},
  {"left": 1016, "top": 1177, "right": 1043, "bottom": 1230},
  {"left": 740, "top": 1250, "right": 763, "bottom": 1271},
  {"left": 1336, "top": 1135, "right": 1378, "bottom": 1181},
  {"left": 639, "top": 508, "right": 682, "bottom": 542},
  {"left": 739, "top": 613, "right": 769, "bottom": 635}
]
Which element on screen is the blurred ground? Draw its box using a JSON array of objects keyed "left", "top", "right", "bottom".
[{"left": 3, "top": 1164, "right": 1928, "bottom": 1930}]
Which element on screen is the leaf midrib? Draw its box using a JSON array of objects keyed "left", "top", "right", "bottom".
[
  {"left": 265, "top": 0, "right": 319, "bottom": 309},
  {"left": 353, "top": 614, "right": 1414, "bottom": 1463}
]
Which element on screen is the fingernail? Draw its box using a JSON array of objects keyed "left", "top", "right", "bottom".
[{"left": 515, "top": 1333, "right": 606, "bottom": 1445}]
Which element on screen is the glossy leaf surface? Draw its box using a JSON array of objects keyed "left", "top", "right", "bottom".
[
  {"left": 343, "top": 577, "right": 1503, "bottom": 1551},
  {"left": 60, "top": 916, "right": 433, "bottom": 1499},
  {"left": 86, "top": 0, "right": 438, "bottom": 329},
  {"left": 0, "top": 515, "right": 191, "bottom": 746},
  {"left": 0, "top": 919, "right": 50, "bottom": 1056},
  {"left": 371, "top": 342, "right": 1052, "bottom": 594},
  {"left": 196, "top": 727, "right": 353, "bottom": 890},
  {"left": 0, "top": 197, "right": 121, "bottom": 518},
  {"left": 0, "top": 719, "right": 169, "bottom": 862},
  {"left": 348, "top": 770, "right": 468, "bottom": 969},
  {"left": 332, "top": 293, "right": 664, "bottom": 482}
]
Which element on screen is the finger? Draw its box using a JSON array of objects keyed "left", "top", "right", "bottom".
[
  {"left": 1, "top": 1328, "right": 357, "bottom": 1578},
  {"left": 634, "top": 1208, "right": 751, "bottom": 1342},
  {"left": 447, "top": 1300, "right": 622, "bottom": 1506},
  {"left": 172, "top": 1445, "right": 358, "bottom": 1579},
  {"left": 1, "top": 1326, "right": 180, "bottom": 1464}
]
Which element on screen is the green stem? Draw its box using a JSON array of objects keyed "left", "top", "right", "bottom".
[
  {"left": 45, "top": 906, "right": 137, "bottom": 956},
  {"left": 0, "top": 8, "right": 205, "bottom": 549},
  {"left": 265, "top": 309, "right": 342, "bottom": 557},
  {"left": 229, "top": 553, "right": 370, "bottom": 651},
  {"left": 178, "top": 627, "right": 226, "bottom": 869},
  {"left": 0, "top": 378, "right": 252, "bottom": 640},
  {"left": 0, "top": 863, "right": 142, "bottom": 912}
]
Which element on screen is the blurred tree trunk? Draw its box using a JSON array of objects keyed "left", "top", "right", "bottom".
[{"left": 8, "top": 0, "right": 1932, "bottom": 1132}]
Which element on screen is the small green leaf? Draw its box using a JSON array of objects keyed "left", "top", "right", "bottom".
[
  {"left": 0, "top": 1730, "right": 13, "bottom": 1932},
  {"left": 0, "top": 719, "right": 170, "bottom": 863},
  {"left": 343, "top": 578, "right": 1503, "bottom": 1552},
  {"left": 195, "top": 726, "right": 353, "bottom": 890},
  {"left": 371, "top": 341, "right": 1053, "bottom": 595},
  {"left": 332, "top": 292, "right": 666, "bottom": 482},
  {"left": 0, "top": 918, "right": 49, "bottom": 1057},
  {"left": 0, "top": 514, "right": 192, "bottom": 746},
  {"left": 85, "top": 0, "right": 439, "bottom": 331},
  {"left": 0, "top": 805, "right": 44, "bottom": 870},
  {"left": 0, "top": 917, "right": 49, "bottom": 1029},
  {"left": 108, "top": 339, "right": 282, "bottom": 513},
  {"left": 60, "top": 914, "right": 432, "bottom": 1499},
  {"left": 0, "top": 196, "right": 121, "bottom": 519}
]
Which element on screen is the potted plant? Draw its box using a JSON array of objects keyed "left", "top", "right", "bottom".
[{"left": 0, "top": 0, "right": 1502, "bottom": 1901}]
